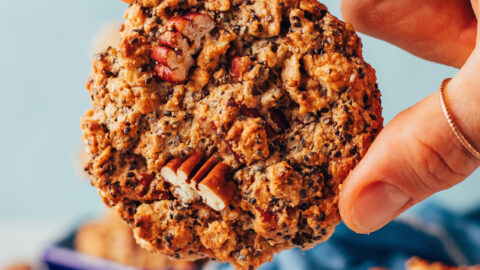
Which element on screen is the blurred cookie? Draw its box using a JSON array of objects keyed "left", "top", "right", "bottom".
[
  {"left": 75, "top": 212, "right": 198, "bottom": 269},
  {"left": 3, "top": 263, "right": 32, "bottom": 270},
  {"left": 406, "top": 257, "right": 480, "bottom": 270},
  {"left": 89, "top": 22, "right": 122, "bottom": 57},
  {"left": 81, "top": 0, "right": 382, "bottom": 268}
]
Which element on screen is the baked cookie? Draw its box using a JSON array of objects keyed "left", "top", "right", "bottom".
[
  {"left": 406, "top": 257, "right": 480, "bottom": 270},
  {"left": 75, "top": 212, "right": 200, "bottom": 269},
  {"left": 81, "top": 0, "right": 383, "bottom": 269}
]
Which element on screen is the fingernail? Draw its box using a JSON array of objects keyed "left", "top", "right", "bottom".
[{"left": 352, "top": 182, "right": 411, "bottom": 232}]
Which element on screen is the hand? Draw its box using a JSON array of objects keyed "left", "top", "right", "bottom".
[{"left": 339, "top": 0, "right": 480, "bottom": 233}]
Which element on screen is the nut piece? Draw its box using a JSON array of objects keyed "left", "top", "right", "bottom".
[
  {"left": 184, "top": 13, "right": 216, "bottom": 49},
  {"left": 151, "top": 46, "right": 193, "bottom": 84},
  {"left": 160, "top": 157, "right": 184, "bottom": 186},
  {"left": 161, "top": 153, "right": 236, "bottom": 211},
  {"left": 152, "top": 13, "right": 216, "bottom": 84},
  {"left": 198, "top": 162, "right": 236, "bottom": 211},
  {"left": 268, "top": 108, "right": 290, "bottom": 132},
  {"left": 153, "top": 64, "right": 187, "bottom": 84},
  {"left": 239, "top": 105, "right": 277, "bottom": 138},
  {"left": 151, "top": 46, "right": 184, "bottom": 68},
  {"left": 157, "top": 31, "right": 189, "bottom": 50},
  {"left": 138, "top": 173, "right": 154, "bottom": 197},
  {"left": 173, "top": 184, "right": 200, "bottom": 205},
  {"left": 165, "top": 16, "right": 193, "bottom": 34},
  {"left": 190, "top": 154, "right": 220, "bottom": 188},
  {"left": 230, "top": 56, "right": 252, "bottom": 81},
  {"left": 162, "top": 157, "right": 200, "bottom": 205},
  {"left": 177, "top": 151, "right": 205, "bottom": 183}
]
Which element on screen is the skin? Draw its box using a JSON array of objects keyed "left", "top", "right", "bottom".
[
  {"left": 340, "top": 0, "right": 480, "bottom": 233},
  {"left": 119, "top": 0, "right": 480, "bottom": 233}
]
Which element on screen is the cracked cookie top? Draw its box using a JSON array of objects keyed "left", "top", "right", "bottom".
[{"left": 82, "top": 0, "right": 383, "bottom": 269}]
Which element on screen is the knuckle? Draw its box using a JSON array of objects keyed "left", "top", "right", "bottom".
[
  {"left": 341, "top": 0, "right": 377, "bottom": 25},
  {"left": 407, "top": 136, "right": 468, "bottom": 196}
]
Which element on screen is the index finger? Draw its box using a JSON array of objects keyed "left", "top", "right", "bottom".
[{"left": 340, "top": 0, "right": 477, "bottom": 67}]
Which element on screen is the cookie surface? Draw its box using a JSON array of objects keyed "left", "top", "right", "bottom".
[{"left": 81, "top": 0, "right": 383, "bottom": 269}]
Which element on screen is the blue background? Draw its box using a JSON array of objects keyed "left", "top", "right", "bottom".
[{"left": 0, "top": 0, "right": 478, "bottom": 266}]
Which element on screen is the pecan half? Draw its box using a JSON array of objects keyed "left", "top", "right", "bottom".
[
  {"left": 198, "top": 162, "right": 236, "bottom": 211},
  {"left": 151, "top": 13, "right": 216, "bottom": 84}
]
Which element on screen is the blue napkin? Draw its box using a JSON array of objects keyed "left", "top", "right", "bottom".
[{"left": 215, "top": 204, "right": 480, "bottom": 270}]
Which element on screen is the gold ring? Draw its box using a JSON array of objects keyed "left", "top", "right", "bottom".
[{"left": 439, "top": 78, "right": 480, "bottom": 160}]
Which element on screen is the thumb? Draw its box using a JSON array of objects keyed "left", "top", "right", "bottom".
[
  {"left": 339, "top": 55, "right": 480, "bottom": 234},
  {"left": 472, "top": 0, "right": 480, "bottom": 19}
]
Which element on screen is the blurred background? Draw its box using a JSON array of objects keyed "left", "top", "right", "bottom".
[{"left": 0, "top": 0, "right": 479, "bottom": 268}]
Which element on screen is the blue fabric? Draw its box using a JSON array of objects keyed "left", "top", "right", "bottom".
[{"left": 215, "top": 205, "right": 480, "bottom": 270}]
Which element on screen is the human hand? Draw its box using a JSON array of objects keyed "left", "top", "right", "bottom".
[{"left": 339, "top": 0, "right": 480, "bottom": 233}]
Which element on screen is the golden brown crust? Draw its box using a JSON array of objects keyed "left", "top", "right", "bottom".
[{"left": 82, "top": 0, "right": 383, "bottom": 269}]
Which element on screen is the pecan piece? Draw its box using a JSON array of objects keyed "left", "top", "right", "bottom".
[
  {"left": 173, "top": 183, "right": 200, "bottom": 205},
  {"left": 157, "top": 31, "right": 188, "bottom": 50},
  {"left": 239, "top": 105, "right": 277, "bottom": 138},
  {"left": 138, "top": 173, "right": 154, "bottom": 197},
  {"left": 184, "top": 13, "right": 216, "bottom": 49},
  {"left": 230, "top": 56, "right": 252, "bottom": 81},
  {"left": 160, "top": 157, "right": 184, "bottom": 186},
  {"left": 268, "top": 108, "right": 290, "bottom": 132},
  {"left": 153, "top": 64, "right": 186, "bottom": 84},
  {"left": 161, "top": 157, "right": 200, "bottom": 204},
  {"left": 152, "top": 13, "right": 216, "bottom": 84},
  {"left": 160, "top": 153, "right": 236, "bottom": 211},
  {"left": 256, "top": 207, "right": 277, "bottom": 222},
  {"left": 190, "top": 154, "right": 220, "bottom": 187},
  {"left": 177, "top": 151, "right": 205, "bottom": 183},
  {"left": 165, "top": 16, "right": 193, "bottom": 34},
  {"left": 151, "top": 46, "right": 193, "bottom": 84},
  {"left": 198, "top": 162, "right": 236, "bottom": 211}
]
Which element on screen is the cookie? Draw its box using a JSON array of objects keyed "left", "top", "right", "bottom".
[
  {"left": 406, "top": 257, "right": 480, "bottom": 270},
  {"left": 75, "top": 212, "right": 199, "bottom": 269},
  {"left": 81, "top": 0, "right": 383, "bottom": 269},
  {"left": 3, "top": 263, "right": 32, "bottom": 270}
]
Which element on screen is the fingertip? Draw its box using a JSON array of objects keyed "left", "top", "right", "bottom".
[
  {"left": 339, "top": 176, "right": 364, "bottom": 233},
  {"left": 342, "top": 181, "right": 411, "bottom": 233}
]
